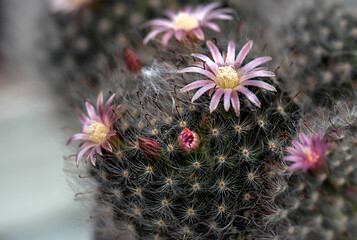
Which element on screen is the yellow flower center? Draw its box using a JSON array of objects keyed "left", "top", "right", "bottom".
[
  {"left": 303, "top": 147, "right": 319, "bottom": 164},
  {"left": 215, "top": 66, "right": 241, "bottom": 89},
  {"left": 86, "top": 121, "right": 109, "bottom": 144},
  {"left": 173, "top": 12, "right": 199, "bottom": 31}
]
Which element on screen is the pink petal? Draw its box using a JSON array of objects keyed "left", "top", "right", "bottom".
[
  {"left": 286, "top": 146, "right": 300, "bottom": 156},
  {"left": 79, "top": 113, "right": 90, "bottom": 125},
  {"left": 192, "top": 28, "right": 205, "bottom": 40},
  {"left": 236, "top": 86, "right": 261, "bottom": 107},
  {"left": 192, "top": 83, "right": 216, "bottom": 102},
  {"left": 180, "top": 80, "right": 214, "bottom": 93},
  {"left": 283, "top": 155, "right": 302, "bottom": 162},
  {"left": 198, "top": 2, "right": 221, "bottom": 17},
  {"left": 102, "top": 141, "right": 112, "bottom": 152},
  {"left": 202, "top": 22, "right": 220, "bottom": 32},
  {"left": 242, "top": 70, "right": 275, "bottom": 81},
  {"left": 97, "top": 92, "right": 104, "bottom": 123},
  {"left": 241, "top": 80, "right": 276, "bottom": 92},
  {"left": 77, "top": 143, "right": 95, "bottom": 166},
  {"left": 85, "top": 102, "right": 99, "bottom": 122},
  {"left": 143, "top": 28, "right": 166, "bottom": 45},
  {"left": 162, "top": 30, "right": 174, "bottom": 46},
  {"left": 178, "top": 67, "right": 217, "bottom": 80},
  {"left": 226, "top": 41, "right": 235, "bottom": 65},
  {"left": 241, "top": 56, "right": 272, "bottom": 73},
  {"left": 223, "top": 89, "right": 232, "bottom": 111},
  {"left": 234, "top": 40, "right": 253, "bottom": 69},
  {"left": 164, "top": 10, "right": 176, "bottom": 19},
  {"left": 96, "top": 145, "right": 103, "bottom": 155},
  {"left": 182, "top": 6, "right": 192, "bottom": 14},
  {"left": 104, "top": 94, "right": 115, "bottom": 123},
  {"left": 206, "top": 12, "right": 233, "bottom": 21},
  {"left": 89, "top": 148, "right": 96, "bottom": 166},
  {"left": 210, "top": 88, "right": 224, "bottom": 113},
  {"left": 175, "top": 29, "right": 184, "bottom": 41},
  {"left": 207, "top": 40, "right": 224, "bottom": 66},
  {"left": 67, "top": 133, "right": 88, "bottom": 145},
  {"left": 192, "top": 62, "right": 205, "bottom": 68},
  {"left": 290, "top": 163, "right": 306, "bottom": 171},
  {"left": 191, "top": 53, "right": 218, "bottom": 73},
  {"left": 231, "top": 91, "right": 240, "bottom": 117},
  {"left": 143, "top": 19, "right": 173, "bottom": 28}
]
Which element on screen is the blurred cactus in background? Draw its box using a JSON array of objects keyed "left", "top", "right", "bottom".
[
  {"left": 278, "top": 1, "right": 357, "bottom": 106},
  {"left": 57, "top": 0, "right": 357, "bottom": 239}
]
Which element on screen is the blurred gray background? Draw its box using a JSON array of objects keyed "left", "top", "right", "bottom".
[{"left": 0, "top": 0, "right": 91, "bottom": 239}]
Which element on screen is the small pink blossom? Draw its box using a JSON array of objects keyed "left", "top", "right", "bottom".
[
  {"left": 284, "top": 132, "right": 328, "bottom": 172},
  {"left": 177, "top": 128, "right": 200, "bottom": 153},
  {"left": 138, "top": 137, "right": 161, "bottom": 158},
  {"left": 48, "top": 0, "right": 93, "bottom": 14},
  {"left": 67, "top": 92, "right": 117, "bottom": 166},
  {"left": 179, "top": 40, "right": 276, "bottom": 116},
  {"left": 143, "top": 2, "right": 233, "bottom": 47}
]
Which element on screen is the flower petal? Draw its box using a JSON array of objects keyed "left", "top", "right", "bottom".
[
  {"left": 178, "top": 67, "right": 217, "bottom": 80},
  {"left": 175, "top": 29, "right": 184, "bottom": 41},
  {"left": 223, "top": 89, "right": 232, "bottom": 111},
  {"left": 143, "top": 28, "right": 166, "bottom": 45},
  {"left": 191, "top": 53, "right": 218, "bottom": 73},
  {"left": 241, "top": 56, "right": 272, "bottom": 73},
  {"left": 207, "top": 40, "right": 224, "bottom": 66},
  {"left": 231, "top": 91, "right": 240, "bottom": 116},
  {"left": 67, "top": 133, "right": 89, "bottom": 145},
  {"left": 97, "top": 92, "right": 104, "bottom": 123},
  {"left": 242, "top": 70, "right": 275, "bottom": 81},
  {"left": 180, "top": 80, "right": 214, "bottom": 93},
  {"left": 210, "top": 88, "right": 224, "bottom": 113},
  {"left": 102, "top": 141, "right": 113, "bottom": 152},
  {"left": 85, "top": 102, "right": 99, "bottom": 122},
  {"left": 202, "top": 22, "right": 220, "bottom": 32},
  {"left": 192, "top": 28, "right": 205, "bottom": 40},
  {"left": 162, "top": 30, "right": 174, "bottom": 46},
  {"left": 77, "top": 143, "right": 95, "bottom": 166},
  {"left": 234, "top": 40, "right": 253, "bottom": 69},
  {"left": 143, "top": 19, "right": 173, "bottom": 28},
  {"left": 241, "top": 80, "right": 276, "bottom": 92},
  {"left": 226, "top": 41, "right": 236, "bottom": 65},
  {"left": 191, "top": 83, "right": 216, "bottom": 102},
  {"left": 236, "top": 86, "right": 261, "bottom": 107}
]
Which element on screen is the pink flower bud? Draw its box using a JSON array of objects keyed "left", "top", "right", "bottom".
[
  {"left": 123, "top": 48, "right": 143, "bottom": 72},
  {"left": 177, "top": 128, "right": 200, "bottom": 153},
  {"left": 138, "top": 137, "right": 160, "bottom": 158}
]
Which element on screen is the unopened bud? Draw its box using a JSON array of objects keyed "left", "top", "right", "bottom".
[
  {"left": 138, "top": 137, "right": 160, "bottom": 158},
  {"left": 123, "top": 48, "right": 143, "bottom": 72},
  {"left": 177, "top": 128, "right": 200, "bottom": 153}
]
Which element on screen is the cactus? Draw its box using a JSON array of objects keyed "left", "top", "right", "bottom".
[{"left": 62, "top": 1, "right": 357, "bottom": 239}]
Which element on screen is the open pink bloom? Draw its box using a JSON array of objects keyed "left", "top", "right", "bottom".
[
  {"left": 67, "top": 92, "right": 117, "bottom": 166},
  {"left": 179, "top": 40, "right": 276, "bottom": 116},
  {"left": 284, "top": 132, "right": 328, "bottom": 172},
  {"left": 143, "top": 2, "right": 233, "bottom": 47},
  {"left": 48, "top": 0, "right": 93, "bottom": 13}
]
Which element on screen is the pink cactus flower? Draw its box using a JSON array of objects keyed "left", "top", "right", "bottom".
[
  {"left": 284, "top": 132, "right": 328, "bottom": 172},
  {"left": 179, "top": 40, "right": 276, "bottom": 116},
  {"left": 143, "top": 2, "right": 233, "bottom": 47},
  {"left": 138, "top": 137, "right": 161, "bottom": 158},
  {"left": 67, "top": 92, "right": 117, "bottom": 166},
  {"left": 48, "top": 0, "right": 93, "bottom": 13},
  {"left": 177, "top": 128, "right": 200, "bottom": 153}
]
